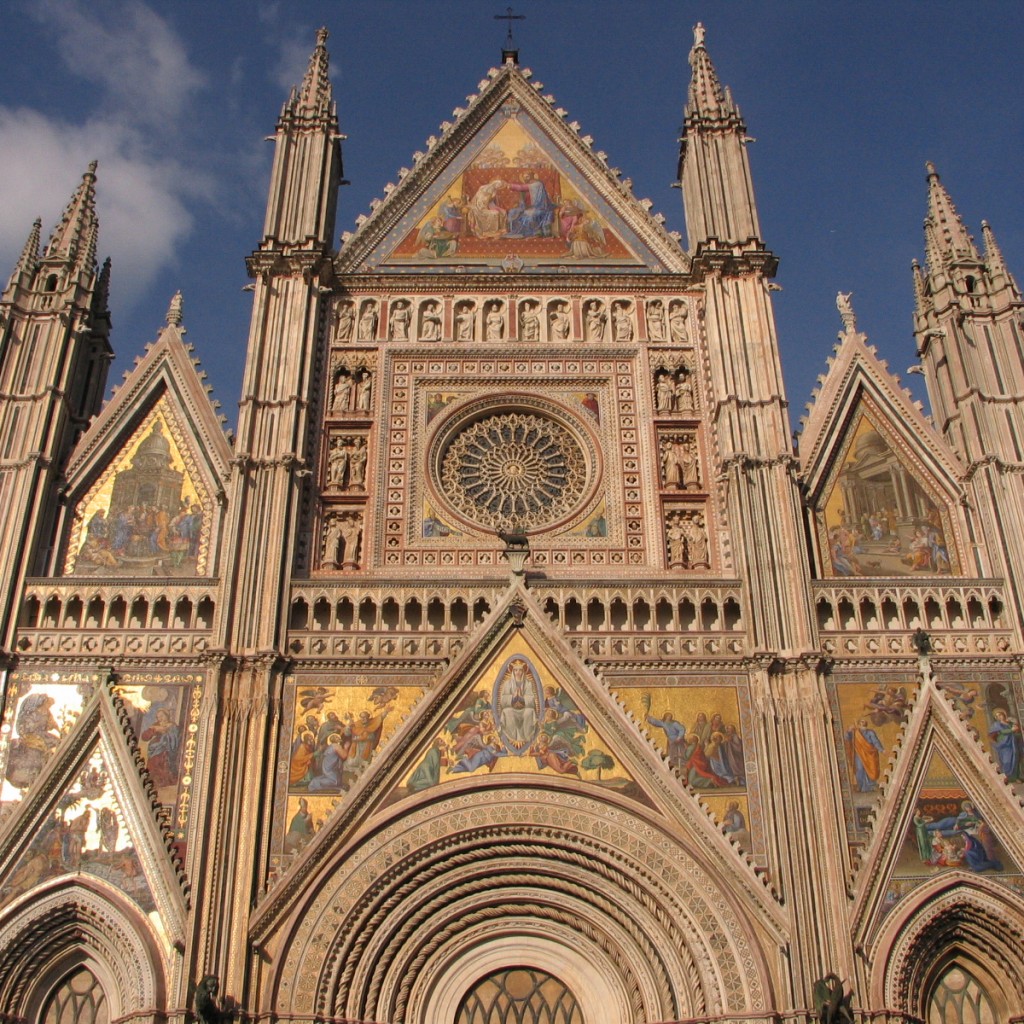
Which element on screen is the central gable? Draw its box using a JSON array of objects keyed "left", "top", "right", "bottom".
[{"left": 340, "top": 65, "right": 687, "bottom": 275}]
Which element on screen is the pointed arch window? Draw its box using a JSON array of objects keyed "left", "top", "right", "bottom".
[{"left": 40, "top": 966, "right": 108, "bottom": 1024}]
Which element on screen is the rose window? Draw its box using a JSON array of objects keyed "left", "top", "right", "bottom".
[{"left": 439, "top": 412, "right": 588, "bottom": 531}]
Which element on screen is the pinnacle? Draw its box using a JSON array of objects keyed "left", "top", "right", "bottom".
[
  {"left": 924, "top": 161, "right": 978, "bottom": 266},
  {"left": 291, "top": 26, "right": 333, "bottom": 118},
  {"left": 686, "top": 22, "right": 735, "bottom": 120},
  {"left": 44, "top": 161, "right": 99, "bottom": 269}
]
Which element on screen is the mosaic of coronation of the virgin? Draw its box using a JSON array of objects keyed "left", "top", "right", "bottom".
[{"left": 372, "top": 103, "right": 659, "bottom": 272}]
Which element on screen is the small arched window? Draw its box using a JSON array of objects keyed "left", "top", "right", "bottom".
[{"left": 927, "top": 962, "right": 996, "bottom": 1024}]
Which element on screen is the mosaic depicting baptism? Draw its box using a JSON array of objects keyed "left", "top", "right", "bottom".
[
  {"left": 820, "top": 413, "right": 957, "bottom": 577},
  {"left": 65, "top": 402, "right": 211, "bottom": 577}
]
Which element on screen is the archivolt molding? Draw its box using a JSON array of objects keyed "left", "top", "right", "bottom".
[
  {"left": 0, "top": 879, "right": 165, "bottom": 1021},
  {"left": 264, "top": 788, "right": 772, "bottom": 1022},
  {"left": 871, "top": 876, "right": 1024, "bottom": 1015}
]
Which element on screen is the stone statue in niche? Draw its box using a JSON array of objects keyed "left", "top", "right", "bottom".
[
  {"left": 357, "top": 300, "right": 378, "bottom": 341},
  {"left": 666, "top": 510, "right": 710, "bottom": 569},
  {"left": 327, "top": 437, "right": 349, "bottom": 490},
  {"left": 611, "top": 300, "right": 633, "bottom": 342},
  {"left": 548, "top": 301, "right": 571, "bottom": 341},
  {"left": 355, "top": 370, "right": 372, "bottom": 413},
  {"left": 322, "top": 512, "right": 363, "bottom": 569},
  {"left": 519, "top": 300, "right": 541, "bottom": 342},
  {"left": 339, "top": 513, "right": 363, "bottom": 568},
  {"left": 389, "top": 299, "right": 411, "bottom": 340},
  {"left": 327, "top": 436, "right": 367, "bottom": 492},
  {"left": 335, "top": 301, "right": 355, "bottom": 342},
  {"left": 668, "top": 301, "right": 689, "bottom": 344},
  {"left": 654, "top": 366, "right": 697, "bottom": 413},
  {"left": 661, "top": 435, "right": 700, "bottom": 490},
  {"left": 675, "top": 367, "right": 696, "bottom": 411},
  {"left": 646, "top": 299, "right": 666, "bottom": 341},
  {"left": 584, "top": 299, "right": 607, "bottom": 341},
  {"left": 484, "top": 301, "right": 505, "bottom": 341},
  {"left": 420, "top": 300, "right": 442, "bottom": 340},
  {"left": 332, "top": 368, "right": 354, "bottom": 412},
  {"left": 347, "top": 438, "right": 368, "bottom": 490},
  {"left": 454, "top": 300, "right": 476, "bottom": 341}
]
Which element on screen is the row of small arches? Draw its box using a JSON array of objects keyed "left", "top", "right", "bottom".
[
  {"left": 21, "top": 593, "right": 216, "bottom": 631},
  {"left": 816, "top": 592, "right": 1003, "bottom": 631},
  {"left": 542, "top": 594, "right": 742, "bottom": 632},
  {"left": 290, "top": 594, "right": 492, "bottom": 632}
]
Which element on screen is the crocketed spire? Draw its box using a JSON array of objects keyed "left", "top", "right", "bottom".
[
  {"left": 45, "top": 161, "right": 99, "bottom": 270},
  {"left": 686, "top": 23, "right": 737, "bottom": 120},
  {"left": 924, "top": 162, "right": 978, "bottom": 267}
]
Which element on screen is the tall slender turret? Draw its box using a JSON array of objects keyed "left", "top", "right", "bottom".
[
  {"left": 678, "top": 22, "right": 762, "bottom": 251},
  {"left": 679, "top": 24, "right": 853, "bottom": 1000},
  {"left": 196, "top": 28, "right": 342, "bottom": 997},
  {"left": 0, "top": 164, "right": 111, "bottom": 651},
  {"left": 914, "top": 163, "right": 1024, "bottom": 626}
]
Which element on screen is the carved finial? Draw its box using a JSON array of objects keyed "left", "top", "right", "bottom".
[
  {"left": 166, "top": 291, "right": 184, "bottom": 327},
  {"left": 836, "top": 291, "right": 857, "bottom": 334},
  {"left": 693, "top": 22, "right": 706, "bottom": 47}
]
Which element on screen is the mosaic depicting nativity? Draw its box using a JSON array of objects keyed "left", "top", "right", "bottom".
[{"left": 0, "top": 18, "right": 1022, "bottom": 1024}]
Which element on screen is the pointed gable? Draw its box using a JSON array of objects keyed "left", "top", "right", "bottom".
[
  {"left": 338, "top": 63, "right": 688, "bottom": 275},
  {"left": 851, "top": 674, "right": 1024, "bottom": 945},
  {"left": 0, "top": 682, "right": 188, "bottom": 949},
  {"left": 799, "top": 310, "right": 966, "bottom": 578},
  {"left": 60, "top": 298, "right": 232, "bottom": 578}
]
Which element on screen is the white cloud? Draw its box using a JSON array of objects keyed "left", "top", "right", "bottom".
[
  {"left": 0, "top": 2, "right": 209, "bottom": 309},
  {"left": 0, "top": 108, "right": 197, "bottom": 307},
  {"left": 31, "top": 0, "right": 204, "bottom": 130}
]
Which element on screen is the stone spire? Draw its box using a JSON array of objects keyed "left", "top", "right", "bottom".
[
  {"left": 677, "top": 22, "right": 763, "bottom": 250},
  {"left": 924, "top": 162, "right": 978, "bottom": 266},
  {"left": 982, "top": 219, "right": 1019, "bottom": 295},
  {"left": 686, "top": 22, "right": 736, "bottom": 120},
  {"left": 15, "top": 218, "right": 41, "bottom": 277},
  {"left": 45, "top": 161, "right": 99, "bottom": 269},
  {"left": 286, "top": 26, "right": 333, "bottom": 122}
]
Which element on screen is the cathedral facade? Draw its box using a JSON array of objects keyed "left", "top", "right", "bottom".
[{"left": 0, "top": 24, "right": 1022, "bottom": 1024}]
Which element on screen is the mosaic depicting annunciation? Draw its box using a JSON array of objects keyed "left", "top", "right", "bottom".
[
  {"left": 376, "top": 106, "right": 655, "bottom": 271},
  {"left": 820, "top": 413, "right": 957, "bottom": 577},
  {"left": 65, "top": 400, "right": 212, "bottom": 577}
]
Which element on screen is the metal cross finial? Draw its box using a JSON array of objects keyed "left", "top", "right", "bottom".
[{"left": 495, "top": 6, "right": 525, "bottom": 49}]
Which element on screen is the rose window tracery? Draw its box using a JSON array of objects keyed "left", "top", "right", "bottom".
[{"left": 438, "top": 411, "right": 588, "bottom": 531}]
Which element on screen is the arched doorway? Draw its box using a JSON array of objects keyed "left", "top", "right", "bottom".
[{"left": 456, "top": 966, "right": 583, "bottom": 1024}]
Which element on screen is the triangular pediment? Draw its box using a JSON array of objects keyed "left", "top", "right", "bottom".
[
  {"left": 337, "top": 64, "right": 688, "bottom": 275},
  {"left": 252, "top": 584, "right": 783, "bottom": 944},
  {"left": 799, "top": 332, "right": 967, "bottom": 578},
  {"left": 60, "top": 310, "right": 232, "bottom": 578},
  {"left": 852, "top": 677, "right": 1024, "bottom": 946},
  {"left": 0, "top": 682, "right": 187, "bottom": 948}
]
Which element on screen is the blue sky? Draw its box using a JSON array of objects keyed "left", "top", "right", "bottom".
[{"left": 1, "top": 1, "right": 1021, "bottom": 431}]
